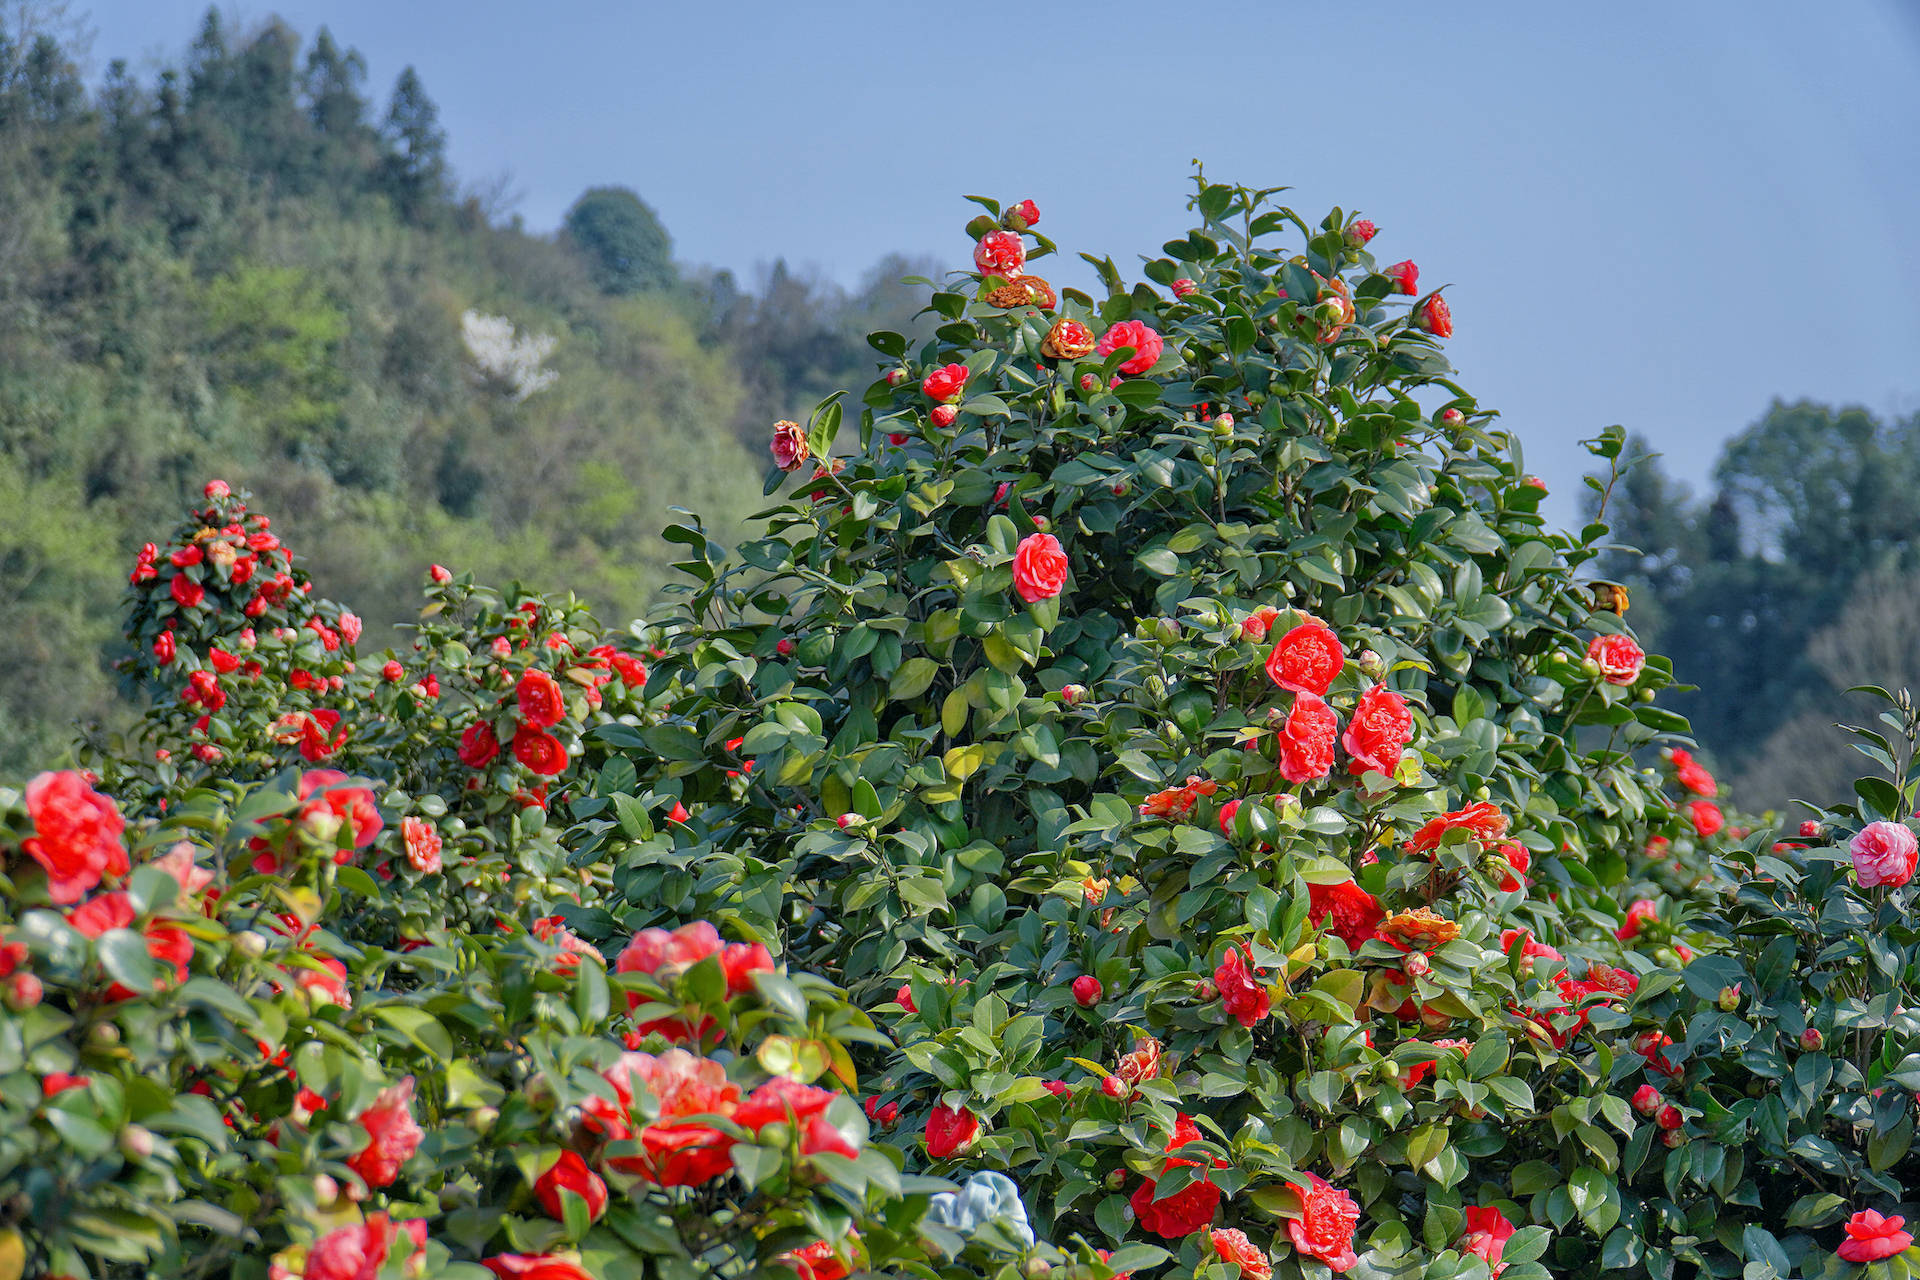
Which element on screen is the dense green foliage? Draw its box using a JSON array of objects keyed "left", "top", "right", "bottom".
[
  {"left": 0, "top": 8, "right": 932, "bottom": 775},
  {"left": 1589, "top": 402, "right": 1920, "bottom": 804}
]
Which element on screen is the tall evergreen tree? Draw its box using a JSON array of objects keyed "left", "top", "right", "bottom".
[{"left": 379, "top": 66, "right": 446, "bottom": 221}]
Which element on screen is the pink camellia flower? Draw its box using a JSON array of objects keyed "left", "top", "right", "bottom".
[
  {"left": 1095, "top": 320, "right": 1164, "bottom": 377},
  {"left": 1171, "top": 278, "right": 1198, "bottom": 299},
  {"left": 1837, "top": 1210, "right": 1914, "bottom": 1263},
  {"left": 346, "top": 1077, "right": 424, "bottom": 1188},
  {"left": 1851, "top": 821, "right": 1919, "bottom": 888},
  {"left": 1587, "top": 633, "right": 1645, "bottom": 685},
  {"left": 205, "top": 479, "right": 231, "bottom": 499},
  {"left": 1286, "top": 1172, "right": 1361, "bottom": 1273},
  {"left": 1210, "top": 1228, "right": 1273, "bottom": 1280},
  {"left": 1384, "top": 260, "right": 1419, "bottom": 295},
  {"left": 292, "top": 1215, "right": 428, "bottom": 1280},
  {"left": 770, "top": 420, "right": 810, "bottom": 472},
  {"left": 1459, "top": 1205, "right": 1516, "bottom": 1276},
  {"left": 1012, "top": 532, "right": 1069, "bottom": 603},
  {"left": 1416, "top": 294, "right": 1453, "bottom": 337},
  {"left": 973, "top": 229, "right": 1026, "bottom": 278},
  {"left": 401, "top": 817, "right": 442, "bottom": 875},
  {"left": 924, "top": 1103, "right": 980, "bottom": 1158}
]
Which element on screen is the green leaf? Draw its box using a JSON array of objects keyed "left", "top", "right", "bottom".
[
  {"left": 371, "top": 1005, "right": 453, "bottom": 1061},
  {"left": 889, "top": 657, "right": 939, "bottom": 701},
  {"left": 97, "top": 928, "right": 159, "bottom": 996}
]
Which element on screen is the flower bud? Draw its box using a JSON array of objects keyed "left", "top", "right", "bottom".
[
  {"left": 1438, "top": 408, "right": 1465, "bottom": 428},
  {"left": 886, "top": 368, "right": 910, "bottom": 387},
  {"left": 470, "top": 1106, "right": 500, "bottom": 1134},
  {"left": 1099, "top": 1075, "right": 1130, "bottom": 1101},
  {"left": 776, "top": 637, "right": 796, "bottom": 656},
  {"left": 931, "top": 404, "right": 958, "bottom": 430},
  {"left": 1402, "top": 953, "right": 1431, "bottom": 980},
  {"left": 1717, "top": 984, "right": 1742, "bottom": 1012},
  {"left": 1025, "top": 1259, "right": 1052, "bottom": 1280},
  {"left": 4, "top": 972, "right": 43, "bottom": 1011},
  {"left": 1109, "top": 480, "right": 1129, "bottom": 497},
  {"left": 1212, "top": 414, "right": 1235, "bottom": 441},
  {"left": 1193, "top": 979, "right": 1218, "bottom": 1002},
  {"left": 1632, "top": 1084, "right": 1662, "bottom": 1116},
  {"left": 118, "top": 1124, "right": 155, "bottom": 1160},
  {"left": 1154, "top": 617, "right": 1182, "bottom": 642},
  {"left": 1655, "top": 1105, "right": 1683, "bottom": 1131},
  {"left": 1171, "top": 278, "right": 1197, "bottom": 298},
  {"left": 313, "top": 1174, "right": 341, "bottom": 1206},
  {"left": 836, "top": 813, "right": 860, "bottom": 830},
  {"left": 1800, "top": 1027, "right": 1824, "bottom": 1051},
  {"left": 1661, "top": 1128, "right": 1687, "bottom": 1148},
  {"left": 1104, "top": 1168, "right": 1129, "bottom": 1191},
  {"left": 1060, "top": 684, "right": 1087, "bottom": 706},
  {"left": 88, "top": 1021, "right": 120, "bottom": 1048},
  {"left": 234, "top": 930, "right": 268, "bottom": 959},
  {"left": 1072, "top": 975, "right": 1103, "bottom": 1007}
]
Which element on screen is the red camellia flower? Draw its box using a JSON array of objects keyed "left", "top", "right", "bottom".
[
  {"left": 1416, "top": 293, "right": 1453, "bottom": 338},
  {"left": 1130, "top": 1113, "right": 1228, "bottom": 1238},
  {"left": 346, "top": 1077, "right": 424, "bottom": 1188},
  {"left": 1279, "top": 692, "right": 1340, "bottom": 784},
  {"left": 1496, "top": 840, "right": 1531, "bottom": 892},
  {"left": 401, "top": 817, "right": 442, "bottom": 874},
  {"left": 382, "top": 660, "right": 404, "bottom": 682},
  {"left": 1286, "top": 1172, "right": 1361, "bottom": 1272},
  {"left": 1012, "top": 532, "right": 1069, "bottom": 603},
  {"left": 585, "top": 1049, "right": 741, "bottom": 1185},
  {"left": 921, "top": 363, "right": 970, "bottom": 403},
  {"left": 481, "top": 1254, "right": 596, "bottom": 1280},
  {"left": 299, "top": 770, "right": 384, "bottom": 850},
  {"left": 1616, "top": 897, "right": 1659, "bottom": 941},
  {"left": 1587, "top": 633, "right": 1645, "bottom": 685},
  {"left": 153, "top": 631, "right": 176, "bottom": 664},
  {"left": 973, "top": 229, "right": 1027, "bottom": 278},
  {"left": 67, "top": 891, "right": 194, "bottom": 1000},
  {"left": 1095, "top": 320, "right": 1164, "bottom": 377},
  {"left": 1210, "top": 1228, "right": 1272, "bottom": 1280},
  {"left": 305, "top": 1215, "right": 429, "bottom": 1280},
  {"left": 1344, "top": 684, "right": 1414, "bottom": 778},
  {"left": 1669, "top": 748, "right": 1717, "bottom": 797},
  {"left": 1459, "top": 1205, "right": 1516, "bottom": 1276},
  {"left": 533, "top": 1150, "right": 608, "bottom": 1223},
  {"left": 1408, "top": 802, "right": 1509, "bottom": 853},
  {"left": 1850, "top": 820, "right": 1918, "bottom": 888},
  {"left": 1215, "top": 943, "right": 1270, "bottom": 1027},
  {"left": 22, "top": 770, "right": 129, "bottom": 905},
  {"left": 589, "top": 644, "right": 648, "bottom": 687},
  {"left": 1384, "top": 260, "right": 1419, "bottom": 295},
  {"left": 512, "top": 726, "right": 569, "bottom": 776},
  {"left": 458, "top": 722, "right": 499, "bottom": 769},
  {"left": 1837, "top": 1210, "right": 1914, "bottom": 1263},
  {"left": 1071, "top": 974, "right": 1102, "bottom": 1007},
  {"left": 1240, "top": 605, "right": 1280, "bottom": 643},
  {"left": 925, "top": 1103, "right": 981, "bottom": 1158},
  {"left": 770, "top": 419, "right": 811, "bottom": 472},
  {"left": 170, "top": 573, "right": 205, "bottom": 608},
  {"left": 1309, "top": 880, "right": 1385, "bottom": 950},
  {"left": 517, "top": 670, "right": 567, "bottom": 728},
  {"left": 1265, "top": 620, "right": 1344, "bottom": 696},
  {"left": 1688, "top": 799, "right": 1726, "bottom": 839}
]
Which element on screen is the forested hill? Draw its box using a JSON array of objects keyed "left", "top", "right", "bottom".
[{"left": 0, "top": 8, "right": 937, "bottom": 772}]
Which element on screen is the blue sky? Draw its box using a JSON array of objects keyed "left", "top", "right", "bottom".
[{"left": 82, "top": 1, "right": 1920, "bottom": 522}]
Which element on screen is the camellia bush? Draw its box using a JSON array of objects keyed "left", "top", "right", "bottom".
[
  {"left": 5, "top": 174, "right": 1920, "bottom": 1280},
  {"left": 559, "top": 177, "right": 1920, "bottom": 1280},
  {"left": 0, "top": 494, "right": 1036, "bottom": 1279}
]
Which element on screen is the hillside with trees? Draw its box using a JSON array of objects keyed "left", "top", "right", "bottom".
[{"left": 0, "top": 6, "right": 937, "bottom": 772}]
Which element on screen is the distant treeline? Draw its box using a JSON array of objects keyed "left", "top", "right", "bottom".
[
  {"left": 1588, "top": 399, "right": 1920, "bottom": 807},
  {"left": 0, "top": 5, "right": 938, "bottom": 771}
]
